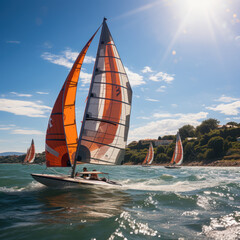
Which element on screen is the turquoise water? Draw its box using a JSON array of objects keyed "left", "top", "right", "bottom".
[{"left": 0, "top": 164, "right": 240, "bottom": 239}]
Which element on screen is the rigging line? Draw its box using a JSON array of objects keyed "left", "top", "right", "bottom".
[
  {"left": 98, "top": 55, "right": 121, "bottom": 60},
  {"left": 52, "top": 112, "right": 63, "bottom": 115},
  {"left": 88, "top": 157, "right": 116, "bottom": 164},
  {"left": 93, "top": 81, "right": 129, "bottom": 90},
  {"left": 90, "top": 96, "right": 131, "bottom": 105},
  {"left": 95, "top": 70, "right": 127, "bottom": 75},
  {"left": 81, "top": 138, "right": 125, "bottom": 150},
  {"left": 85, "top": 117, "right": 126, "bottom": 126}
]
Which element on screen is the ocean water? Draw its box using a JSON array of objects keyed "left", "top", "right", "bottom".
[{"left": 0, "top": 164, "right": 240, "bottom": 240}]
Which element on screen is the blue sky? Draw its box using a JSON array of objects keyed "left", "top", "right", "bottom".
[{"left": 1, "top": 0, "right": 240, "bottom": 153}]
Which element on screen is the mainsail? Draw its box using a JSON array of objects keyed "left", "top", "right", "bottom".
[
  {"left": 45, "top": 29, "right": 99, "bottom": 167},
  {"left": 75, "top": 19, "right": 132, "bottom": 166},
  {"left": 142, "top": 142, "right": 154, "bottom": 165},
  {"left": 170, "top": 132, "right": 183, "bottom": 166},
  {"left": 24, "top": 139, "right": 35, "bottom": 164}
]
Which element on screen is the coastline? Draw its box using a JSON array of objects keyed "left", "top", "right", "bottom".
[{"left": 124, "top": 159, "right": 240, "bottom": 167}]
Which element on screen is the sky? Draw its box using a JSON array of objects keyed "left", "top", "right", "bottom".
[{"left": 1, "top": 0, "right": 240, "bottom": 153}]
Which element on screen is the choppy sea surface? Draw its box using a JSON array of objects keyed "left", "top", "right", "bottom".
[{"left": 0, "top": 164, "right": 240, "bottom": 240}]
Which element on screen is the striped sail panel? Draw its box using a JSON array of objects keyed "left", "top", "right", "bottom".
[
  {"left": 142, "top": 146, "right": 149, "bottom": 165},
  {"left": 46, "top": 86, "right": 70, "bottom": 167},
  {"left": 24, "top": 139, "right": 35, "bottom": 163},
  {"left": 147, "top": 143, "right": 154, "bottom": 165},
  {"left": 77, "top": 20, "right": 132, "bottom": 165},
  {"left": 24, "top": 147, "right": 30, "bottom": 163},
  {"left": 28, "top": 139, "right": 35, "bottom": 163},
  {"left": 45, "top": 31, "right": 98, "bottom": 167},
  {"left": 175, "top": 132, "right": 183, "bottom": 165},
  {"left": 170, "top": 132, "right": 183, "bottom": 165}
]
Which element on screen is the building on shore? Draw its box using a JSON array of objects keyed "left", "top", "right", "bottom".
[{"left": 139, "top": 139, "right": 173, "bottom": 147}]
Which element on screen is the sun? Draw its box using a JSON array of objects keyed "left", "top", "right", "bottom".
[
  {"left": 186, "top": 0, "right": 217, "bottom": 11},
  {"left": 183, "top": 0, "right": 218, "bottom": 16}
]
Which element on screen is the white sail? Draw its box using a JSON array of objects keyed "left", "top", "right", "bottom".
[{"left": 76, "top": 19, "right": 132, "bottom": 165}]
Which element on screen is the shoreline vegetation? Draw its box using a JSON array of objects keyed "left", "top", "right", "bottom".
[{"left": 1, "top": 119, "right": 240, "bottom": 167}]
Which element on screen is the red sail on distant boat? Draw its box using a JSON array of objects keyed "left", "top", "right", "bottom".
[
  {"left": 32, "top": 18, "right": 132, "bottom": 187},
  {"left": 142, "top": 142, "right": 154, "bottom": 166},
  {"left": 24, "top": 139, "right": 35, "bottom": 164},
  {"left": 165, "top": 131, "right": 183, "bottom": 169}
]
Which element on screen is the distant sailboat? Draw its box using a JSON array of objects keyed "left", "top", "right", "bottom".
[
  {"left": 23, "top": 139, "right": 35, "bottom": 164},
  {"left": 165, "top": 132, "right": 183, "bottom": 169},
  {"left": 31, "top": 18, "right": 132, "bottom": 187},
  {"left": 142, "top": 142, "right": 154, "bottom": 167}
]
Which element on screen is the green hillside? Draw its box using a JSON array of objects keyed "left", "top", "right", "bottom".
[{"left": 123, "top": 119, "right": 240, "bottom": 166}]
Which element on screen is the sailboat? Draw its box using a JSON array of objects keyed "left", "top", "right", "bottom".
[
  {"left": 23, "top": 139, "right": 35, "bottom": 164},
  {"left": 31, "top": 18, "right": 132, "bottom": 187},
  {"left": 142, "top": 142, "right": 154, "bottom": 167},
  {"left": 165, "top": 131, "right": 183, "bottom": 169}
]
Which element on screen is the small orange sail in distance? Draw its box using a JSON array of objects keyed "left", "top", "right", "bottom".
[
  {"left": 24, "top": 139, "right": 35, "bottom": 164},
  {"left": 170, "top": 131, "right": 183, "bottom": 166},
  {"left": 142, "top": 142, "right": 154, "bottom": 165}
]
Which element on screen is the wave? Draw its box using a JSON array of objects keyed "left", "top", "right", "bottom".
[
  {"left": 120, "top": 177, "right": 220, "bottom": 193},
  {"left": 0, "top": 181, "right": 44, "bottom": 193},
  {"left": 108, "top": 211, "right": 160, "bottom": 239},
  {"left": 202, "top": 211, "right": 240, "bottom": 240}
]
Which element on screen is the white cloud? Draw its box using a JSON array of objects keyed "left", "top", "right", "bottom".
[
  {"left": 0, "top": 127, "right": 11, "bottom": 130},
  {"left": 41, "top": 52, "right": 73, "bottom": 68},
  {"left": 0, "top": 124, "right": 16, "bottom": 131},
  {"left": 84, "top": 56, "right": 95, "bottom": 64},
  {"left": 125, "top": 67, "right": 145, "bottom": 86},
  {"left": 41, "top": 48, "right": 95, "bottom": 69},
  {"left": 146, "top": 97, "right": 159, "bottom": 102},
  {"left": 36, "top": 91, "right": 49, "bottom": 95},
  {"left": 206, "top": 101, "right": 240, "bottom": 115},
  {"left": 149, "top": 72, "right": 174, "bottom": 83},
  {"left": 137, "top": 116, "right": 150, "bottom": 120},
  {"left": 171, "top": 104, "right": 178, "bottom": 108},
  {"left": 156, "top": 86, "right": 166, "bottom": 92},
  {"left": 11, "top": 92, "right": 32, "bottom": 97},
  {"left": 80, "top": 72, "right": 92, "bottom": 86},
  {"left": 11, "top": 129, "right": 44, "bottom": 135},
  {"left": 78, "top": 87, "right": 89, "bottom": 91},
  {"left": 214, "top": 94, "right": 239, "bottom": 103},
  {"left": 0, "top": 98, "right": 51, "bottom": 117},
  {"left": 6, "top": 41, "right": 20, "bottom": 44},
  {"left": 141, "top": 66, "right": 153, "bottom": 73},
  {"left": 128, "top": 111, "right": 208, "bottom": 141}
]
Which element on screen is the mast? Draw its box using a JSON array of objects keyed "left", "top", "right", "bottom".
[{"left": 71, "top": 18, "right": 106, "bottom": 178}]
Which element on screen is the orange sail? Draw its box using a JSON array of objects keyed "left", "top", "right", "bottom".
[
  {"left": 45, "top": 29, "right": 99, "bottom": 167},
  {"left": 170, "top": 131, "right": 183, "bottom": 165},
  {"left": 76, "top": 19, "right": 132, "bottom": 165},
  {"left": 142, "top": 142, "right": 154, "bottom": 165},
  {"left": 24, "top": 139, "right": 35, "bottom": 164}
]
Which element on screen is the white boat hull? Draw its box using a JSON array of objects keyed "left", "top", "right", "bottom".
[
  {"left": 164, "top": 166, "right": 181, "bottom": 169},
  {"left": 31, "top": 173, "right": 121, "bottom": 188}
]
